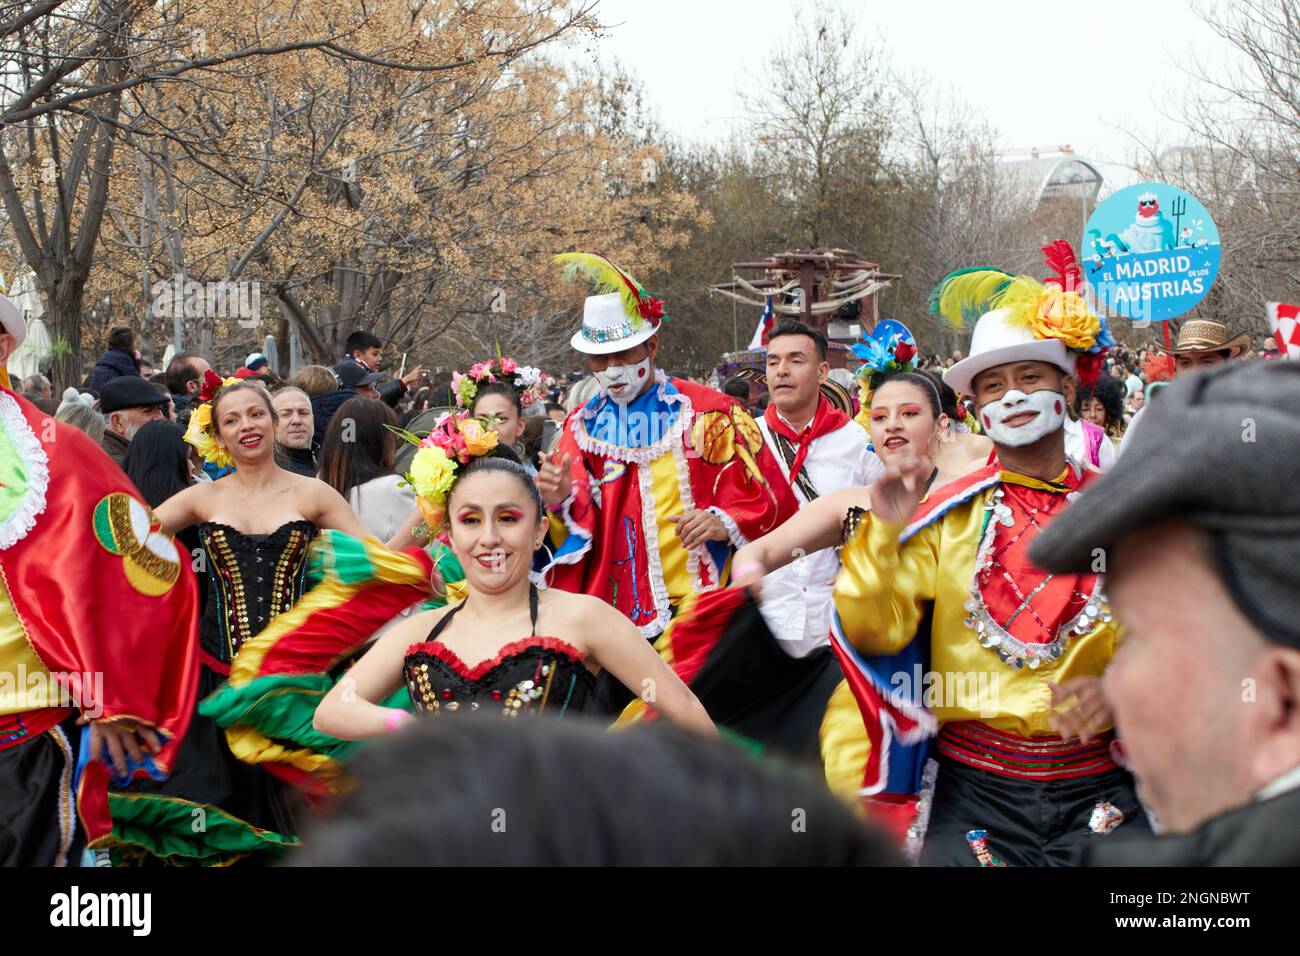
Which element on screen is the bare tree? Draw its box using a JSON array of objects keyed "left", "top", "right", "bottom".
[
  {"left": 742, "top": 0, "right": 893, "bottom": 249},
  {"left": 0, "top": 0, "right": 600, "bottom": 385},
  {"left": 1123, "top": 0, "right": 1300, "bottom": 339}
]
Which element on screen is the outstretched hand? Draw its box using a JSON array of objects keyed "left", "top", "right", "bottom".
[
  {"left": 80, "top": 717, "right": 163, "bottom": 779},
  {"left": 869, "top": 446, "right": 933, "bottom": 526},
  {"left": 536, "top": 451, "right": 573, "bottom": 508}
]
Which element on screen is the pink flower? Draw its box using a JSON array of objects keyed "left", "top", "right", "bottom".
[
  {"left": 469, "top": 362, "right": 492, "bottom": 382},
  {"left": 499, "top": 357, "right": 518, "bottom": 374}
]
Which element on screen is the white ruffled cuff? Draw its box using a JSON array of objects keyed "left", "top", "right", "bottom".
[{"left": 707, "top": 505, "right": 748, "bottom": 549}]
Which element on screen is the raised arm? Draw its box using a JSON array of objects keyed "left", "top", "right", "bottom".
[
  {"left": 313, "top": 610, "right": 433, "bottom": 739},
  {"left": 732, "top": 486, "right": 870, "bottom": 591},
  {"left": 833, "top": 448, "right": 938, "bottom": 656},
  {"left": 581, "top": 599, "right": 716, "bottom": 737},
  {"left": 386, "top": 506, "right": 428, "bottom": 550}
]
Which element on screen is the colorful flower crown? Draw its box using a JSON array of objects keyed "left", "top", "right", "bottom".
[
  {"left": 452, "top": 356, "right": 547, "bottom": 410},
  {"left": 393, "top": 410, "right": 500, "bottom": 529},
  {"left": 183, "top": 369, "right": 241, "bottom": 467},
  {"left": 852, "top": 319, "right": 919, "bottom": 398},
  {"left": 931, "top": 240, "right": 1116, "bottom": 386}
]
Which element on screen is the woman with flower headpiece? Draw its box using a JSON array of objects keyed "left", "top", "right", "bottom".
[
  {"left": 453, "top": 356, "right": 545, "bottom": 475},
  {"left": 101, "top": 372, "right": 394, "bottom": 865},
  {"left": 674, "top": 326, "right": 990, "bottom": 816},
  {"left": 312, "top": 413, "right": 715, "bottom": 740},
  {"left": 916, "top": 369, "right": 994, "bottom": 476}
]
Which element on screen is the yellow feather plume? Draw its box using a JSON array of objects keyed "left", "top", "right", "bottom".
[
  {"left": 929, "top": 268, "right": 1015, "bottom": 329},
  {"left": 553, "top": 252, "right": 645, "bottom": 325},
  {"left": 929, "top": 268, "right": 1048, "bottom": 331},
  {"left": 988, "top": 274, "right": 1048, "bottom": 331}
]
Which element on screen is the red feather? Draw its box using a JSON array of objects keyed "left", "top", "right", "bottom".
[
  {"left": 638, "top": 295, "right": 665, "bottom": 321},
  {"left": 1075, "top": 350, "right": 1107, "bottom": 389},
  {"left": 198, "top": 368, "right": 226, "bottom": 402},
  {"left": 1041, "top": 239, "right": 1081, "bottom": 292}
]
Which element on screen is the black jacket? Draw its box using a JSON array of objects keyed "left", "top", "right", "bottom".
[
  {"left": 310, "top": 387, "right": 357, "bottom": 447},
  {"left": 89, "top": 348, "right": 140, "bottom": 393},
  {"left": 277, "top": 443, "right": 318, "bottom": 478},
  {"left": 379, "top": 378, "right": 406, "bottom": 408},
  {"left": 1083, "top": 783, "right": 1300, "bottom": 866}
]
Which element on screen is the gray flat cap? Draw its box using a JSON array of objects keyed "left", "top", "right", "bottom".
[{"left": 1030, "top": 359, "right": 1300, "bottom": 649}]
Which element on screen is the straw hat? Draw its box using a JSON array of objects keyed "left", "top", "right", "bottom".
[{"left": 1155, "top": 320, "right": 1250, "bottom": 357}]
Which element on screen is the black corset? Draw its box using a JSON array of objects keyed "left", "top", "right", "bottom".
[
  {"left": 404, "top": 638, "right": 595, "bottom": 718},
  {"left": 403, "top": 584, "right": 594, "bottom": 718},
  {"left": 198, "top": 520, "right": 316, "bottom": 663}
]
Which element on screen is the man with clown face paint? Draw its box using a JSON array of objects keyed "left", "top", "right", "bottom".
[
  {"left": 536, "top": 253, "right": 797, "bottom": 713},
  {"left": 832, "top": 242, "right": 1148, "bottom": 866}
]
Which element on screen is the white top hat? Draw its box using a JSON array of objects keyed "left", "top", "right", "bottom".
[
  {"left": 0, "top": 293, "right": 24, "bottom": 348},
  {"left": 943, "top": 309, "right": 1075, "bottom": 396},
  {"left": 570, "top": 292, "right": 660, "bottom": 356}
]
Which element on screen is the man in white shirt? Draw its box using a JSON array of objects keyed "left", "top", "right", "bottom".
[{"left": 754, "top": 321, "right": 880, "bottom": 657}]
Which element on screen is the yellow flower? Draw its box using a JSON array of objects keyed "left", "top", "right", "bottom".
[
  {"left": 416, "top": 496, "right": 446, "bottom": 531},
  {"left": 183, "top": 403, "right": 234, "bottom": 469},
  {"left": 1032, "top": 289, "right": 1100, "bottom": 351},
  {"left": 460, "top": 418, "right": 500, "bottom": 457},
  {"left": 408, "top": 446, "right": 457, "bottom": 503}
]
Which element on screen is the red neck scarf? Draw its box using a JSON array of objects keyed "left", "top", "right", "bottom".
[{"left": 764, "top": 395, "right": 849, "bottom": 486}]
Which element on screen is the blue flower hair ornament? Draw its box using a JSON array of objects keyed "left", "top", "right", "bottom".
[{"left": 852, "top": 319, "right": 919, "bottom": 396}]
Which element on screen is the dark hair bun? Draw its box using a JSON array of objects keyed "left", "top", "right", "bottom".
[{"left": 487, "top": 443, "right": 522, "bottom": 465}]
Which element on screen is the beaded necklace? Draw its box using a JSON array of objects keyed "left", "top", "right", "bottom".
[{"left": 962, "top": 469, "right": 1108, "bottom": 670}]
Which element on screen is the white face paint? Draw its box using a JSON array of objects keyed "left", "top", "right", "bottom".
[
  {"left": 595, "top": 356, "right": 653, "bottom": 405},
  {"left": 979, "top": 388, "right": 1066, "bottom": 447}
]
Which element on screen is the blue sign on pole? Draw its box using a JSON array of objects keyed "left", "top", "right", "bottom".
[{"left": 1082, "top": 182, "right": 1220, "bottom": 326}]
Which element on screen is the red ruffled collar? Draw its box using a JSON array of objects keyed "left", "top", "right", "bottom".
[{"left": 405, "top": 636, "right": 586, "bottom": 681}]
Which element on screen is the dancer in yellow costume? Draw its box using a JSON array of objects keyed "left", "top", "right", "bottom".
[{"left": 833, "top": 243, "right": 1147, "bottom": 865}]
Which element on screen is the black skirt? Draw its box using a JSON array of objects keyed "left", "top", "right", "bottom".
[{"left": 0, "top": 714, "right": 84, "bottom": 866}]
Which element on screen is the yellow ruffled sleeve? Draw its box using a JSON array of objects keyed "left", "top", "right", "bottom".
[{"left": 833, "top": 513, "right": 939, "bottom": 656}]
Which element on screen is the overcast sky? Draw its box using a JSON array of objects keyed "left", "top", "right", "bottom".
[{"left": 568, "top": 0, "right": 1230, "bottom": 167}]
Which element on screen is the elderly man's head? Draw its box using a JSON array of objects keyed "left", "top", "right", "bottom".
[
  {"left": 1105, "top": 520, "right": 1300, "bottom": 832},
  {"left": 23, "top": 374, "right": 53, "bottom": 400},
  {"left": 1031, "top": 359, "right": 1300, "bottom": 835},
  {"left": 99, "top": 376, "right": 168, "bottom": 440}
]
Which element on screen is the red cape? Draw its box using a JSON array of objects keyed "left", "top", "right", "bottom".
[
  {"left": 0, "top": 385, "right": 199, "bottom": 845},
  {"left": 546, "top": 377, "right": 798, "bottom": 635}
]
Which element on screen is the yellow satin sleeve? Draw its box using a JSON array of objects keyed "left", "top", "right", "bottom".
[
  {"left": 833, "top": 512, "right": 937, "bottom": 656},
  {"left": 832, "top": 488, "right": 1119, "bottom": 738},
  {"left": 0, "top": 570, "right": 57, "bottom": 714},
  {"left": 820, "top": 679, "right": 872, "bottom": 799}
]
